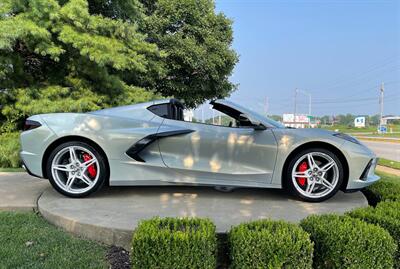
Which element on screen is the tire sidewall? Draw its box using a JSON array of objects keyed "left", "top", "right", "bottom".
[
  {"left": 46, "top": 141, "right": 108, "bottom": 198},
  {"left": 285, "top": 147, "right": 344, "bottom": 202}
]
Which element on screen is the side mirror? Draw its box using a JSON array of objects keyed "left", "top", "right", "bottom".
[
  {"left": 238, "top": 113, "right": 251, "bottom": 122},
  {"left": 251, "top": 121, "right": 267, "bottom": 130}
]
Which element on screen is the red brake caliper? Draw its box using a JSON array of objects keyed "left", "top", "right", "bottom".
[
  {"left": 297, "top": 161, "right": 308, "bottom": 187},
  {"left": 82, "top": 153, "right": 97, "bottom": 178}
]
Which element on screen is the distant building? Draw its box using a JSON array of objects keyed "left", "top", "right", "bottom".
[{"left": 282, "top": 113, "right": 318, "bottom": 128}]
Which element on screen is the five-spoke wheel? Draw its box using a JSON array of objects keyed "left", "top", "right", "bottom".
[
  {"left": 286, "top": 148, "right": 343, "bottom": 202},
  {"left": 46, "top": 141, "right": 108, "bottom": 198}
]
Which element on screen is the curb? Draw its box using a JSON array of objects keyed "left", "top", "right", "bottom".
[
  {"left": 38, "top": 198, "right": 133, "bottom": 249},
  {"left": 376, "top": 165, "right": 400, "bottom": 177}
]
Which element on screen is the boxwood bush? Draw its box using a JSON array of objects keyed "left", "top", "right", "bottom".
[
  {"left": 348, "top": 201, "right": 400, "bottom": 268},
  {"left": 131, "top": 217, "right": 217, "bottom": 269},
  {"left": 229, "top": 219, "right": 313, "bottom": 269},
  {"left": 300, "top": 214, "right": 396, "bottom": 269},
  {"left": 364, "top": 176, "right": 400, "bottom": 205},
  {"left": 0, "top": 132, "right": 21, "bottom": 168}
]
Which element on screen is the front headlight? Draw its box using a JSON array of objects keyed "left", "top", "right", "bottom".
[{"left": 333, "top": 133, "right": 361, "bottom": 145}]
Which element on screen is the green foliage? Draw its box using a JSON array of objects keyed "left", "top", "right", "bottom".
[
  {"left": 300, "top": 214, "right": 397, "bottom": 269},
  {"left": 0, "top": 211, "right": 107, "bottom": 268},
  {"left": 0, "top": 0, "right": 162, "bottom": 130},
  {"left": 228, "top": 219, "right": 313, "bottom": 269},
  {"left": 0, "top": 132, "right": 21, "bottom": 168},
  {"left": 348, "top": 201, "right": 400, "bottom": 268},
  {"left": 0, "top": 0, "right": 237, "bottom": 130},
  {"left": 131, "top": 217, "right": 217, "bottom": 269},
  {"left": 379, "top": 158, "right": 400, "bottom": 170},
  {"left": 139, "top": 0, "right": 238, "bottom": 106},
  {"left": 366, "top": 172, "right": 400, "bottom": 204}
]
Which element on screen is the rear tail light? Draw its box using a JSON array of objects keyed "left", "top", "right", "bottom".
[{"left": 23, "top": 120, "right": 41, "bottom": 131}]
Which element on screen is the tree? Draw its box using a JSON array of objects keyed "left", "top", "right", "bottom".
[
  {"left": 336, "top": 114, "right": 355, "bottom": 126},
  {"left": 0, "top": 0, "right": 238, "bottom": 131},
  {"left": 138, "top": 0, "right": 238, "bottom": 107},
  {"left": 369, "top": 114, "right": 380, "bottom": 126},
  {"left": 268, "top": 115, "right": 282, "bottom": 122},
  {"left": 0, "top": 0, "right": 163, "bottom": 131}
]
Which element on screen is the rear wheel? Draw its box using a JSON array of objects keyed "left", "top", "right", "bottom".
[
  {"left": 285, "top": 148, "right": 344, "bottom": 202},
  {"left": 46, "top": 141, "right": 108, "bottom": 198}
]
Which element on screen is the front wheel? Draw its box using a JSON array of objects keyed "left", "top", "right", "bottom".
[
  {"left": 46, "top": 141, "right": 108, "bottom": 198},
  {"left": 285, "top": 148, "right": 344, "bottom": 202}
]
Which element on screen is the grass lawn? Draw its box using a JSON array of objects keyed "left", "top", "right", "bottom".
[
  {"left": 378, "top": 159, "right": 400, "bottom": 170},
  {"left": 0, "top": 211, "right": 108, "bottom": 268},
  {"left": 356, "top": 133, "right": 400, "bottom": 139},
  {"left": 321, "top": 125, "right": 377, "bottom": 133},
  {"left": 0, "top": 167, "right": 25, "bottom": 172},
  {"left": 320, "top": 125, "right": 400, "bottom": 138}
]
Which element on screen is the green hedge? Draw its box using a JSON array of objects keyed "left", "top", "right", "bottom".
[
  {"left": 0, "top": 132, "right": 21, "bottom": 168},
  {"left": 300, "top": 214, "right": 396, "bottom": 269},
  {"left": 365, "top": 180, "right": 400, "bottom": 204},
  {"left": 131, "top": 217, "right": 217, "bottom": 269},
  {"left": 349, "top": 201, "right": 400, "bottom": 268},
  {"left": 229, "top": 219, "right": 313, "bottom": 269}
]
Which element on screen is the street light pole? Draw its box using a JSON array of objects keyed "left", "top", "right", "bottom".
[
  {"left": 379, "top": 82, "right": 384, "bottom": 126},
  {"left": 296, "top": 89, "right": 312, "bottom": 127},
  {"left": 294, "top": 88, "right": 298, "bottom": 125}
]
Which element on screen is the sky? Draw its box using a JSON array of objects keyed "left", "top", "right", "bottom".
[{"left": 214, "top": 0, "right": 400, "bottom": 116}]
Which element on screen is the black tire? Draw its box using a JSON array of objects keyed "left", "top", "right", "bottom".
[
  {"left": 285, "top": 147, "right": 344, "bottom": 202},
  {"left": 46, "top": 141, "right": 108, "bottom": 198}
]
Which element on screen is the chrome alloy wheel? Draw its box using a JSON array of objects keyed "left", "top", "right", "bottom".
[
  {"left": 51, "top": 146, "right": 100, "bottom": 195},
  {"left": 291, "top": 152, "right": 339, "bottom": 199}
]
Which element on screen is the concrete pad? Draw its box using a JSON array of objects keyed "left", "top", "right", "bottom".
[
  {"left": 38, "top": 186, "right": 367, "bottom": 249},
  {"left": 0, "top": 172, "right": 49, "bottom": 211}
]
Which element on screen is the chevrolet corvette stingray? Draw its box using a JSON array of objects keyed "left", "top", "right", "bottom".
[{"left": 20, "top": 99, "right": 379, "bottom": 202}]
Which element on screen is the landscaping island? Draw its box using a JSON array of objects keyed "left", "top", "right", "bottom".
[{"left": 0, "top": 171, "right": 399, "bottom": 268}]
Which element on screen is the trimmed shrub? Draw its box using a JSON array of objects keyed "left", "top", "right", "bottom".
[
  {"left": 229, "top": 219, "right": 313, "bottom": 269},
  {"left": 0, "top": 132, "right": 21, "bottom": 168},
  {"left": 300, "top": 214, "right": 396, "bottom": 269},
  {"left": 131, "top": 217, "right": 217, "bottom": 269},
  {"left": 349, "top": 201, "right": 400, "bottom": 268},
  {"left": 365, "top": 180, "right": 400, "bottom": 204}
]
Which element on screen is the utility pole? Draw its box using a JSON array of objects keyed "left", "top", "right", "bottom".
[
  {"left": 294, "top": 88, "right": 298, "bottom": 123},
  {"left": 201, "top": 105, "right": 204, "bottom": 123},
  {"left": 379, "top": 82, "right": 384, "bottom": 126},
  {"left": 307, "top": 92, "right": 311, "bottom": 127},
  {"left": 264, "top": 97, "right": 269, "bottom": 115},
  {"left": 294, "top": 89, "right": 312, "bottom": 127}
]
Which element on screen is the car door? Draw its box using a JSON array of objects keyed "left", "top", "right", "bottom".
[{"left": 157, "top": 116, "right": 278, "bottom": 186}]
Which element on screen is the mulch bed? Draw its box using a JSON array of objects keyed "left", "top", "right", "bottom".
[{"left": 106, "top": 246, "right": 131, "bottom": 269}]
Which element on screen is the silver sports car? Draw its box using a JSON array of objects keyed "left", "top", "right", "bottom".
[{"left": 20, "top": 99, "right": 379, "bottom": 202}]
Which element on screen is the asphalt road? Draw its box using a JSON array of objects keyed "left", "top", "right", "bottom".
[{"left": 362, "top": 140, "right": 400, "bottom": 161}]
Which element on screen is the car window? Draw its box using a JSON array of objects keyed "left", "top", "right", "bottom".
[
  {"left": 147, "top": 102, "right": 184, "bottom": 120},
  {"left": 183, "top": 105, "right": 240, "bottom": 128},
  {"left": 148, "top": 103, "right": 170, "bottom": 118}
]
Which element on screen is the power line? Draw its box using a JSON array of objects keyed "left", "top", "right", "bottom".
[{"left": 309, "top": 56, "right": 399, "bottom": 91}]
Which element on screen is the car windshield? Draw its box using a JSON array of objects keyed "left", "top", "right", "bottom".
[
  {"left": 249, "top": 109, "right": 286, "bottom": 128},
  {"left": 220, "top": 101, "right": 286, "bottom": 128}
]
